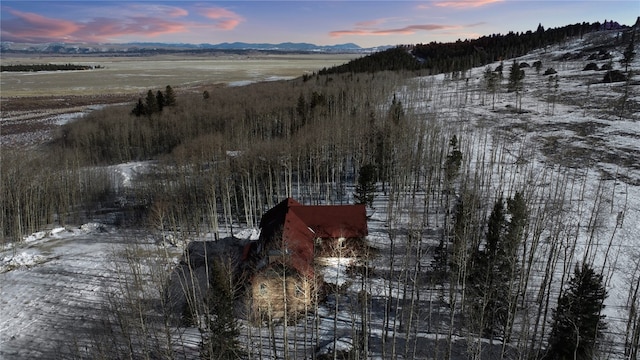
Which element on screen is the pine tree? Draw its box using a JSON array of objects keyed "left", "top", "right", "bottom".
[
  {"left": 295, "top": 92, "right": 307, "bottom": 131},
  {"left": 508, "top": 60, "right": 525, "bottom": 93},
  {"left": 202, "top": 261, "right": 243, "bottom": 359},
  {"left": 467, "top": 197, "right": 510, "bottom": 338},
  {"left": 164, "top": 85, "right": 176, "bottom": 106},
  {"left": 388, "top": 93, "right": 405, "bottom": 125},
  {"left": 483, "top": 66, "right": 499, "bottom": 110},
  {"left": 145, "top": 90, "right": 159, "bottom": 115},
  {"left": 622, "top": 31, "right": 636, "bottom": 73},
  {"left": 505, "top": 191, "right": 527, "bottom": 259},
  {"left": 155, "top": 90, "right": 165, "bottom": 112},
  {"left": 131, "top": 98, "right": 146, "bottom": 117},
  {"left": 546, "top": 263, "right": 608, "bottom": 360},
  {"left": 354, "top": 164, "right": 377, "bottom": 207},
  {"left": 444, "top": 135, "right": 463, "bottom": 185},
  {"left": 466, "top": 192, "right": 527, "bottom": 340}
]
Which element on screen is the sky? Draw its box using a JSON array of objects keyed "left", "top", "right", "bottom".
[{"left": 1, "top": 1, "right": 638, "bottom": 48}]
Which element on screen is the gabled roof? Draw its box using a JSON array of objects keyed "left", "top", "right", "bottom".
[
  {"left": 289, "top": 204, "right": 368, "bottom": 239},
  {"left": 260, "top": 198, "right": 368, "bottom": 240},
  {"left": 257, "top": 198, "right": 368, "bottom": 277}
]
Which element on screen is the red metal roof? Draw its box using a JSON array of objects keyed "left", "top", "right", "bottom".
[
  {"left": 282, "top": 209, "right": 316, "bottom": 277},
  {"left": 257, "top": 198, "right": 368, "bottom": 277},
  {"left": 289, "top": 204, "right": 368, "bottom": 239}
]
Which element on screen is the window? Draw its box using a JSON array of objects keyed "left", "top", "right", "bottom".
[
  {"left": 295, "top": 284, "right": 305, "bottom": 297},
  {"left": 259, "top": 283, "right": 267, "bottom": 295}
]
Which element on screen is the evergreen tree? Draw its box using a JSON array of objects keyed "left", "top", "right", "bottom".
[
  {"left": 546, "top": 263, "right": 608, "bottom": 360},
  {"left": 164, "top": 85, "right": 176, "bottom": 106},
  {"left": 450, "top": 195, "right": 468, "bottom": 275},
  {"left": 467, "top": 197, "right": 510, "bottom": 338},
  {"left": 131, "top": 98, "right": 146, "bottom": 117},
  {"left": 483, "top": 66, "right": 499, "bottom": 109},
  {"left": 156, "top": 90, "right": 165, "bottom": 112},
  {"left": 534, "top": 60, "right": 543, "bottom": 74},
  {"left": 508, "top": 60, "right": 525, "bottom": 92},
  {"left": 622, "top": 31, "right": 636, "bottom": 72},
  {"left": 445, "top": 135, "right": 463, "bottom": 184},
  {"left": 145, "top": 89, "right": 159, "bottom": 115},
  {"left": 354, "top": 164, "right": 377, "bottom": 207},
  {"left": 505, "top": 191, "right": 527, "bottom": 259},
  {"left": 466, "top": 193, "right": 527, "bottom": 339},
  {"left": 202, "top": 261, "right": 243, "bottom": 359},
  {"left": 295, "top": 92, "right": 308, "bottom": 130},
  {"left": 388, "top": 94, "right": 405, "bottom": 125},
  {"left": 508, "top": 60, "right": 526, "bottom": 111}
]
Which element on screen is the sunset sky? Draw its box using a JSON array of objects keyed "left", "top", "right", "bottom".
[{"left": 1, "top": 1, "right": 638, "bottom": 48}]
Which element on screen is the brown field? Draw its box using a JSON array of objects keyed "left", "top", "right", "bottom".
[
  {"left": 0, "top": 53, "right": 360, "bottom": 97},
  {"left": 0, "top": 53, "right": 359, "bottom": 147}
]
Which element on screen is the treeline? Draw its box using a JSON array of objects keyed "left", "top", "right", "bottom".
[
  {"left": 131, "top": 85, "right": 177, "bottom": 117},
  {"left": 55, "top": 74, "right": 396, "bottom": 165},
  {"left": 321, "top": 21, "right": 628, "bottom": 75},
  {"left": 1, "top": 151, "right": 113, "bottom": 240},
  {"left": 0, "top": 63, "right": 99, "bottom": 72},
  {"left": 318, "top": 46, "right": 423, "bottom": 75},
  {"left": 5, "top": 71, "right": 403, "bottom": 238}
]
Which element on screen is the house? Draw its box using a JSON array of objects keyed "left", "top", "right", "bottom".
[{"left": 248, "top": 198, "right": 368, "bottom": 320}]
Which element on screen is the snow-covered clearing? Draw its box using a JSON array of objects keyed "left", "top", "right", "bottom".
[{"left": 1, "top": 224, "right": 122, "bottom": 358}]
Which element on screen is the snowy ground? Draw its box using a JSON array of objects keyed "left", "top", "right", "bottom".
[
  {"left": 1, "top": 224, "right": 122, "bottom": 358},
  {"left": 0, "top": 104, "right": 115, "bottom": 148},
  {"left": 392, "top": 30, "right": 640, "bottom": 357},
  {"left": 1, "top": 30, "right": 638, "bottom": 359}
]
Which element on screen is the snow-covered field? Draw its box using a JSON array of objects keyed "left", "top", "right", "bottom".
[{"left": 1, "top": 31, "right": 638, "bottom": 359}]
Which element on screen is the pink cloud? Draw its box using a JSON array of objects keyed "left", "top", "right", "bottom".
[
  {"left": 201, "top": 7, "right": 244, "bottom": 30},
  {"left": 330, "top": 24, "right": 460, "bottom": 38},
  {"left": 0, "top": 5, "right": 229, "bottom": 43},
  {"left": 2, "top": 9, "right": 79, "bottom": 42},
  {"left": 165, "top": 7, "right": 189, "bottom": 17},
  {"left": 79, "top": 17, "right": 187, "bottom": 42},
  {"left": 125, "top": 4, "right": 189, "bottom": 18},
  {"left": 171, "top": 8, "right": 189, "bottom": 17},
  {"left": 434, "top": 0, "right": 504, "bottom": 8},
  {"left": 355, "top": 19, "right": 386, "bottom": 27}
]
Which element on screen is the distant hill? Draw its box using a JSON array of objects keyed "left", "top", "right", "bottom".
[
  {"left": 0, "top": 41, "right": 388, "bottom": 55},
  {"left": 320, "top": 20, "right": 634, "bottom": 75}
]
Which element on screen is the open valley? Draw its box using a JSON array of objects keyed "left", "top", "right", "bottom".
[{"left": 0, "top": 53, "right": 360, "bottom": 147}]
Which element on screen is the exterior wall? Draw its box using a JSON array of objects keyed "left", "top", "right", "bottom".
[
  {"left": 249, "top": 198, "right": 368, "bottom": 321},
  {"left": 250, "top": 269, "right": 316, "bottom": 321}
]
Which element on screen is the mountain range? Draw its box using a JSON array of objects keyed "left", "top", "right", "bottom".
[{"left": 0, "top": 41, "right": 390, "bottom": 54}]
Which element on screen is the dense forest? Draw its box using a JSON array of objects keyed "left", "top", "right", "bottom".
[
  {"left": 320, "top": 21, "right": 630, "bottom": 75},
  {"left": 1, "top": 20, "right": 638, "bottom": 359},
  {"left": 0, "top": 63, "right": 97, "bottom": 72}
]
